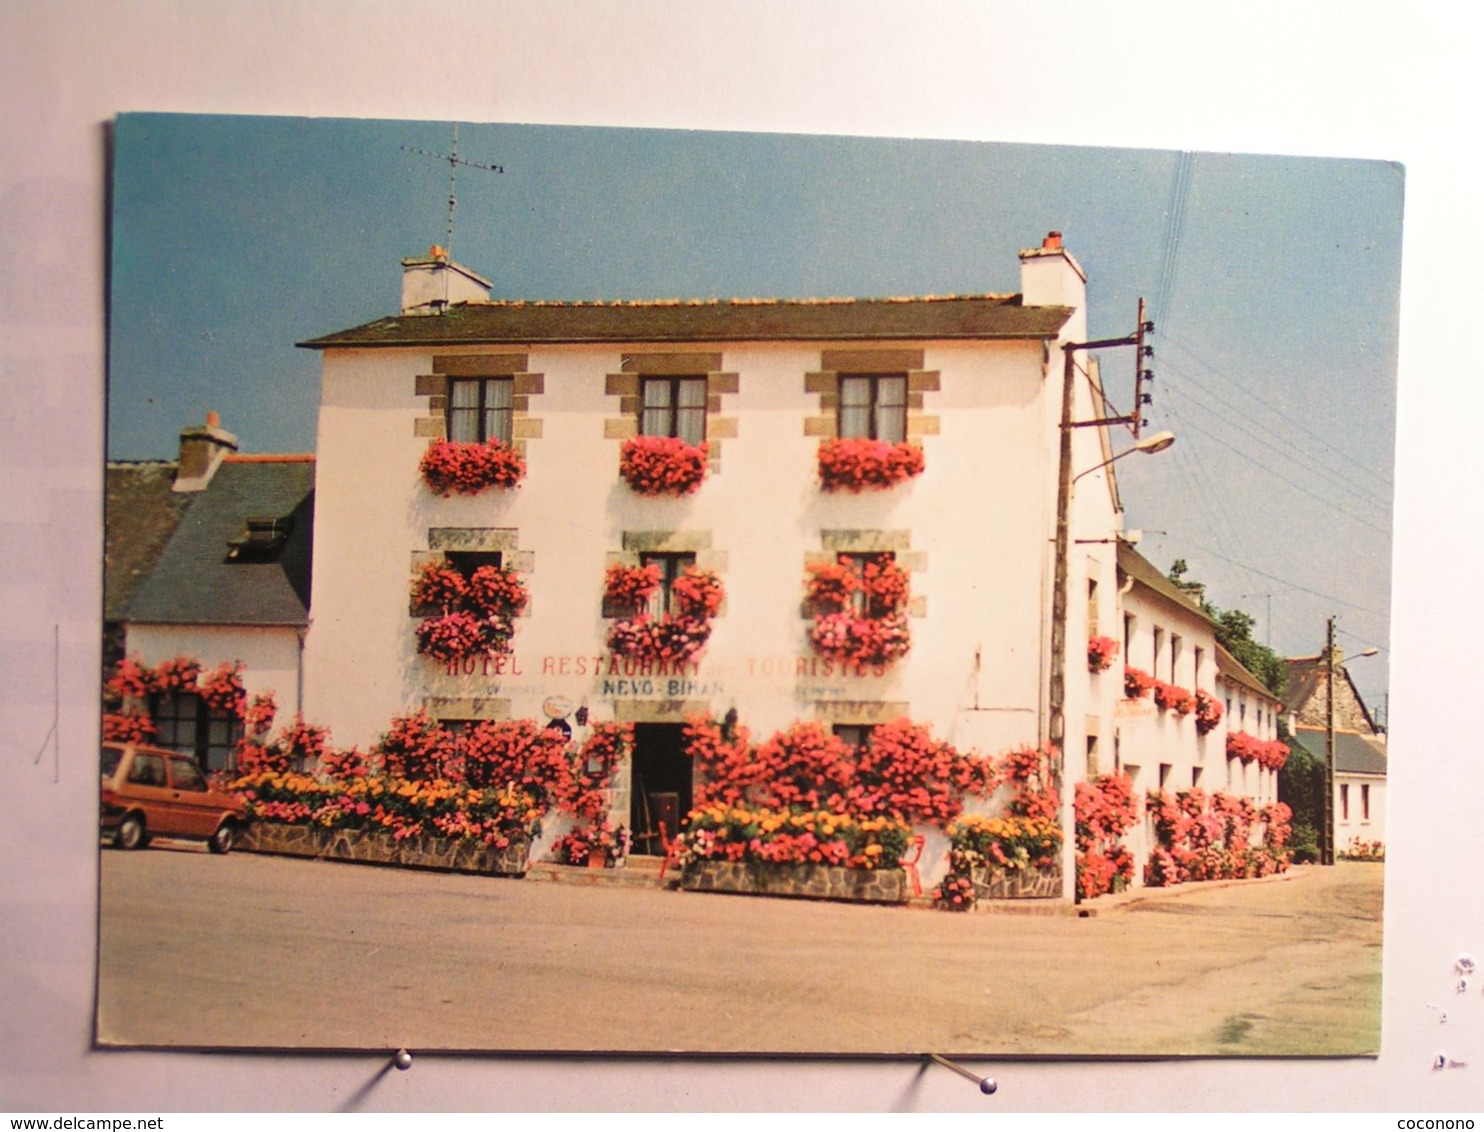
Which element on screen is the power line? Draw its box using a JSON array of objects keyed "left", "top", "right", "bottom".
[{"left": 1159, "top": 330, "right": 1395, "bottom": 492}]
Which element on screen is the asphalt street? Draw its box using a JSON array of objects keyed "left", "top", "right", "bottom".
[{"left": 97, "top": 847, "right": 1383, "bottom": 1056}]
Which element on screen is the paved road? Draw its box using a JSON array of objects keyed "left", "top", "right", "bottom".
[{"left": 97, "top": 847, "right": 1382, "bottom": 1056}]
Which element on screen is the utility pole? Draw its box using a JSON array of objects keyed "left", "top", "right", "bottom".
[{"left": 1322, "top": 615, "right": 1336, "bottom": 866}]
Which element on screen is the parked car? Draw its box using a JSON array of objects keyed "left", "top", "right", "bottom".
[{"left": 100, "top": 742, "right": 246, "bottom": 853}]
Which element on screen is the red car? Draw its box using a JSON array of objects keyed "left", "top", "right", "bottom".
[{"left": 100, "top": 742, "right": 246, "bottom": 853}]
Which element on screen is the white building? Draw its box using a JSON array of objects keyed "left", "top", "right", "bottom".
[{"left": 285, "top": 235, "right": 1275, "bottom": 893}]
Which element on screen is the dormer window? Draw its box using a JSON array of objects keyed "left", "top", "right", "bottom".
[{"left": 227, "top": 516, "right": 294, "bottom": 562}]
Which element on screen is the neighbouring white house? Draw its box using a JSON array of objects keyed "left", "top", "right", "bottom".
[
  {"left": 106, "top": 414, "right": 315, "bottom": 770},
  {"left": 1283, "top": 650, "right": 1388, "bottom": 855}
]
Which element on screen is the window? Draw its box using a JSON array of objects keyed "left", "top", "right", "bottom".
[
  {"left": 227, "top": 515, "right": 294, "bottom": 562},
  {"left": 1340, "top": 784, "right": 1350, "bottom": 821},
  {"left": 448, "top": 377, "right": 514, "bottom": 444},
  {"left": 839, "top": 374, "right": 907, "bottom": 443},
  {"left": 1158, "top": 763, "right": 1172, "bottom": 789},
  {"left": 1194, "top": 646, "right": 1205, "bottom": 690},
  {"left": 1170, "top": 633, "right": 1182, "bottom": 683},
  {"left": 1152, "top": 626, "right": 1164, "bottom": 673},
  {"left": 1191, "top": 766, "right": 1203, "bottom": 789},
  {"left": 641, "top": 376, "right": 707, "bottom": 445},
  {"left": 1085, "top": 735, "right": 1100, "bottom": 778},
  {"left": 1123, "top": 614, "right": 1133, "bottom": 659},
  {"left": 1087, "top": 579, "right": 1100, "bottom": 634},
  {"left": 149, "top": 691, "right": 242, "bottom": 773},
  {"left": 1361, "top": 783, "right": 1371, "bottom": 821},
  {"left": 127, "top": 752, "right": 167, "bottom": 787},
  {"left": 640, "top": 552, "right": 697, "bottom": 616},
  {"left": 169, "top": 756, "right": 209, "bottom": 792},
  {"left": 837, "top": 552, "right": 898, "bottom": 617},
  {"left": 444, "top": 550, "right": 502, "bottom": 579},
  {"left": 834, "top": 724, "right": 875, "bottom": 749}
]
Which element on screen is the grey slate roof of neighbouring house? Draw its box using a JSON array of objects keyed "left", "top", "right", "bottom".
[
  {"left": 1288, "top": 727, "right": 1389, "bottom": 777},
  {"left": 298, "top": 294, "right": 1074, "bottom": 349},
  {"left": 104, "top": 461, "right": 194, "bottom": 623},
  {"left": 1116, "top": 541, "right": 1220, "bottom": 630},
  {"left": 125, "top": 458, "right": 315, "bottom": 627}
]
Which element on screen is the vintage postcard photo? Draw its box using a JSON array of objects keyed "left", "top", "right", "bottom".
[{"left": 99, "top": 113, "right": 1398, "bottom": 1055}]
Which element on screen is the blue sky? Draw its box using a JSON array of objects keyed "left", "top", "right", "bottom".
[{"left": 108, "top": 112, "right": 1401, "bottom": 705}]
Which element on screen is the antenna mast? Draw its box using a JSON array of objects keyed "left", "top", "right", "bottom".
[{"left": 402, "top": 123, "right": 504, "bottom": 260}]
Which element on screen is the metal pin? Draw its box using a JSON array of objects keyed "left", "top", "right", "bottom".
[
  {"left": 927, "top": 1053, "right": 997, "bottom": 1095},
  {"left": 393, "top": 1048, "right": 413, "bottom": 1071}
]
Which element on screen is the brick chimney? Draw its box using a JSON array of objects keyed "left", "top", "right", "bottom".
[
  {"left": 400, "top": 246, "right": 493, "bottom": 315},
  {"left": 174, "top": 411, "right": 238, "bottom": 493}
]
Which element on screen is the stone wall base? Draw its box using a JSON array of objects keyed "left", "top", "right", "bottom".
[
  {"left": 241, "top": 823, "right": 529, "bottom": 877},
  {"left": 680, "top": 859, "right": 907, "bottom": 904},
  {"left": 971, "top": 864, "right": 1062, "bottom": 900}
]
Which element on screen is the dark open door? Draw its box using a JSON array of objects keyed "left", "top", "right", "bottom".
[{"left": 629, "top": 722, "right": 693, "bottom": 856}]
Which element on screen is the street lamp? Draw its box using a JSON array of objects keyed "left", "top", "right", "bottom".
[
  {"left": 1073, "top": 430, "right": 1177, "bottom": 486},
  {"left": 1322, "top": 620, "right": 1380, "bottom": 866}
]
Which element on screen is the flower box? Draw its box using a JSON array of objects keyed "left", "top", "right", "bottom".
[
  {"left": 679, "top": 859, "right": 908, "bottom": 904},
  {"left": 970, "top": 864, "right": 1063, "bottom": 900},
  {"left": 619, "top": 436, "right": 708, "bottom": 496},
  {"left": 419, "top": 438, "right": 525, "bottom": 496},
  {"left": 240, "top": 822, "right": 530, "bottom": 877},
  {"left": 817, "top": 438, "right": 924, "bottom": 493}
]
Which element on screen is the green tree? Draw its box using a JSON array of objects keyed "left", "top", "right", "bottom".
[{"left": 1167, "top": 560, "right": 1285, "bottom": 697}]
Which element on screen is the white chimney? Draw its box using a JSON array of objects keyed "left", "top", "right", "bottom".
[
  {"left": 1019, "top": 230, "right": 1087, "bottom": 312},
  {"left": 400, "top": 246, "right": 493, "bottom": 315}
]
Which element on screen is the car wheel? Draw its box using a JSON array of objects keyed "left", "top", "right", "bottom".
[
  {"left": 115, "top": 813, "right": 147, "bottom": 851},
  {"left": 208, "top": 820, "right": 237, "bottom": 855}
]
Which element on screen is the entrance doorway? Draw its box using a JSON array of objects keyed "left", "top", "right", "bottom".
[{"left": 629, "top": 723, "right": 693, "bottom": 856}]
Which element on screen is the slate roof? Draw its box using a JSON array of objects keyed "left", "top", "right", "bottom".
[
  {"left": 104, "top": 462, "right": 193, "bottom": 623},
  {"left": 1288, "top": 726, "right": 1389, "bottom": 777},
  {"left": 1215, "top": 642, "right": 1279, "bottom": 703},
  {"left": 1116, "top": 541, "right": 1219, "bottom": 629},
  {"left": 1283, "top": 654, "right": 1380, "bottom": 734},
  {"left": 126, "top": 458, "right": 315, "bottom": 626},
  {"left": 298, "top": 294, "right": 1074, "bottom": 350}
]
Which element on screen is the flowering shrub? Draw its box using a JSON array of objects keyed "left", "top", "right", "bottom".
[
  {"left": 197, "top": 662, "right": 247, "bottom": 717},
  {"left": 419, "top": 438, "right": 525, "bottom": 496},
  {"left": 1225, "top": 730, "right": 1290, "bottom": 771},
  {"left": 411, "top": 561, "right": 527, "bottom": 664},
  {"left": 1074, "top": 773, "right": 1138, "bottom": 899},
  {"left": 1124, "top": 667, "right": 1155, "bottom": 699},
  {"left": 1088, "top": 635, "right": 1120, "bottom": 673},
  {"left": 619, "top": 435, "right": 708, "bottom": 495},
  {"left": 1340, "top": 837, "right": 1385, "bottom": 861},
  {"left": 606, "top": 566, "right": 724, "bottom": 664},
  {"left": 374, "top": 710, "right": 458, "bottom": 781},
  {"left": 805, "top": 556, "right": 912, "bottom": 669},
  {"left": 1152, "top": 681, "right": 1197, "bottom": 715},
  {"left": 103, "top": 711, "right": 156, "bottom": 743},
  {"left": 816, "top": 437, "right": 925, "bottom": 493},
  {"left": 995, "top": 743, "right": 1061, "bottom": 823},
  {"left": 949, "top": 815, "right": 1063, "bottom": 872},
  {"left": 229, "top": 770, "right": 541, "bottom": 849},
  {"left": 1144, "top": 787, "right": 1290, "bottom": 886},
  {"left": 679, "top": 804, "right": 911, "bottom": 871},
  {"left": 684, "top": 713, "right": 759, "bottom": 808},
  {"left": 1194, "top": 690, "right": 1224, "bottom": 735}
]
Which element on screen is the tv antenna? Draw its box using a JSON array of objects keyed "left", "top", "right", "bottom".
[{"left": 401, "top": 123, "right": 504, "bottom": 260}]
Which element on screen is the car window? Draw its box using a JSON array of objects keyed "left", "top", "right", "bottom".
[
  {"left": 168, "top": 757, "right": 208, "bottom": 792},
  {"left": 101, "top": 746, "right": 122, "bottom": 777},
  {"left": 127, "top": 753, "right": 167, "bottom": 787}
]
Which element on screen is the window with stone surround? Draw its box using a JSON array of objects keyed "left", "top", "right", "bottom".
[
  {"left": 447, "top": 377, "right": 514, "bottom": 445},
  {"left": 640, "top": 551, "right": 698, "bottom": 617},
  {"left": 839, "top": 373, "right": 907, "bottom": 443},
  {"left": 149, "top": 690, "right": 242, "bottom": 773},
  {"left": 641, "top": 376, "right": 708, "bottom": 445},
  {"left": 833, "top": 724, "right": 875, "bottom": 749}
]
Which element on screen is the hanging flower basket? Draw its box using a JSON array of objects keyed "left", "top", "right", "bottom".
[
  {"left": 1123, "top": 667, "right": 1155, "bottom": 699},
  {"left": 1088, "top": 635, "right": 1120, "bottom": 673},
  {"left": 805, "top": 556, "right": 912, "bottom": 668},
  {"left": 1194, "top": 690, "right": 1224, "bottom": 734},
  {"left": 1152, "top": 680, "right": 1197, "bottom": 715},
  {"left": 419, "top": 438, "right": 526, "bottom": 496},
  {"left": 619, "top": 436, "right": 709, "bottom": 496},
  {"left": 817, "top": 438, "right": 925, "bottom": 493},
  {"left": 604, "top": 566, "right": 724, "bottom": 663}
]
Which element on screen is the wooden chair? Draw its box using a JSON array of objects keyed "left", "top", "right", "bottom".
[{"left": 656, "top": 820, "right": 683, "bottom": 884}]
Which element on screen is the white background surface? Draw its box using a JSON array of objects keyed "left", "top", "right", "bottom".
[{"left": 1, "top": 0, "right": 1480, "bottom": 1113}]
